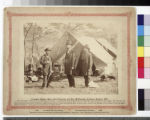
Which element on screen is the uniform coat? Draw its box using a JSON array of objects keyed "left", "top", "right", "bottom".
[
  {"left": 64, "top": 50, "right": 76, "bottom": 75},
  {"left": 77, "top": 48, "right": 93, "bottom": 76},
  {"left": 40, "top": 54, "right": 52, "bottom": 76}
]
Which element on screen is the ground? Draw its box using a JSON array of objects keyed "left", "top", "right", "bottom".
[{"left": 24, "top": 76, "right": 118, "bottom": 95}]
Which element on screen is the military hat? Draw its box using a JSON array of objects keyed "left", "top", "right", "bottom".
[{"left": 45, "top": 48, "right": 51, "bottom": 51}]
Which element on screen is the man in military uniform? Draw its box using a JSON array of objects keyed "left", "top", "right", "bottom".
[
  {"left": 40, "top": 48, "right": 53, "bottom": 88},
  {"left": 64, "top": 41, "right": 76, "bottom": 88}
]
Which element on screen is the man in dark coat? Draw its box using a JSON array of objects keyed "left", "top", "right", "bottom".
[
  {"left": 64, "top": 41, "right": 76, "bottom": 87},
  {"left": 40, "top": 48, "right": 53, "bottom": 88},
  {"left": 78, "top": 44, "right": 93, "bottom": 87}
]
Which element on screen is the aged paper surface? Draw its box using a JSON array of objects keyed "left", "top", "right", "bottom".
[{"left": 3, "top": 7, "right": 136, "bottom": 115}]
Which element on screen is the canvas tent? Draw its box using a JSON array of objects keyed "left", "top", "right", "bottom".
[
  {"left": 50, "top": 32, "right": 76, "bottom": 62},
  {"left": 25, "top": 30, "right": 116, "bottom": 75},
  {"left": 96, "top": 38, "right": 117, "bottom": 58},
  {"left": 54, "top": 31, "right": 115, "bottom": 72}
]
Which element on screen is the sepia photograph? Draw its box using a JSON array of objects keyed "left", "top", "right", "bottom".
[{"left": 24, "top": 22, "right": 118, "bottom": 95}]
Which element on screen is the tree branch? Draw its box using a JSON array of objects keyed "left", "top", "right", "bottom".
[{"left": 24, "top": 23, "right": 33, "bottom": 41}]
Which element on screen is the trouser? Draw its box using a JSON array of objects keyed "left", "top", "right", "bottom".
[
  {"left": 42, "top": 75, "right": 48, "bottom": 88},
  {"left": 67, "top": 74, "right": 75, "bottom": 87},
  {"left": 42, "top": 75, "right": 53, "bottom": 88},
  {"left": 84, "top": 75, "right": 89, "bottom": 87}
]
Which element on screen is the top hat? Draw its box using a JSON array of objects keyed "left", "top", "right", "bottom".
[{"left": 45, "top": 48, "right": 51, "bottom": 51}]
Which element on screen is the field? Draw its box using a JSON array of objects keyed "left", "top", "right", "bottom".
[{"left": 24, "top": 76, "right": 118, "bottom": 95}]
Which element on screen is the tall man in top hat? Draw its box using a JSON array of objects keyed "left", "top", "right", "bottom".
[
  {"left": 77, "top": 44, "right": 93, "bottom": 87},
  {"left": 40, "top": 48, "right": 53, "bottom": 88},
  {"left": 64, "top": 41, "right": 76, "bottom": 88}
]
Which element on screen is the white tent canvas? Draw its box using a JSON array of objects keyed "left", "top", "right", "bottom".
[{"left": 56, "top": 32, "right": 115, "bottom": 73}]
